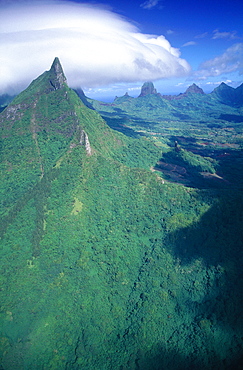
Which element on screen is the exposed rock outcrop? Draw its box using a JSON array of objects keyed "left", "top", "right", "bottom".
[
  {"left": 49, "top": 57, "right": 67, "bottom": 90},
  {"left": 138, "top": 82, "right": 157, "bottom": 97},
  {"left": 80, "top": 129, "right": 92, "bottom": 155}
]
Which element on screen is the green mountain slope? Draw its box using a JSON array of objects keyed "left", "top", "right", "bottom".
[
  {"left": 89, "top": 82, "right": 243, "bottom": 189},
  {"left": 210, "top": 82, "right": 243, "bottom": 107},
  {"left": 0, "top": 58, "right": 160, "bottom": 218},
  {"left": 0, "top": 60, "right": 243, "bottom": 369}
]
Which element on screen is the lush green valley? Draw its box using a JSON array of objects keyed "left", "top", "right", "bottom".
[{"left": 0, "top": 59, "right": 243, "bottom": 369}]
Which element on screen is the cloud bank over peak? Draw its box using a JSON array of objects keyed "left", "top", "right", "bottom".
[{"left": 0, "top": 0, "right": 190, "bottom": 94}]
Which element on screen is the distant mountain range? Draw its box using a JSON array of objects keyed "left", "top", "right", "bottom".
[
  {"left": 2, "top": 79, "right": 243, "bottom": 110},
  {"left": 86, "top": 80, "right": 243, "bottom": 128},
  {"left": 161, "top": 83, "right": 205, "bottom": 100},
  {"left": 113, "top": 80, "right": 243, "bottom": 107}
]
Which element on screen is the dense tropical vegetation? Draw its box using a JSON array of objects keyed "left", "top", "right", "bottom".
[{"left": 0, "top": 59, "right": 242, "bottom": 369}]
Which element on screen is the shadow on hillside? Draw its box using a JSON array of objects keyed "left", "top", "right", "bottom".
[
  {"left": 155, "top": 142, "right": 243, "bottom": 189},
  {"left": 138, "top": 347, "right": 243, "bottom": 370},
  {"left": 144, "top": 188, "right": 243, "bottom": 369},
  {"left": 165, "top": 189, "right": 243, "bottom": 333},
  {"left": 137, "top": 344, "right": 243, "bottom": 370},
  {"left": 167, "top": 190, "right": 243, "bottom": 266},
  {"left": 168, "top": 134, "right": 243, "bottom": 161},
  {"left": 102, "top": 115, "right": 147, "bottom": 138}
]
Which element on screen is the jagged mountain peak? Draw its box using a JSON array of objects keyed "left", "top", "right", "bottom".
[
  {"left": 49, "top": 57, "right": 67, "bottom": 90},
  {"left": 185, "top": 83, "right": 204, "bottom": 94},
  {"left": 50, "top": 56, "right": 62, "bottom": 71},
  {"left": 139, "top": 81, "right": 157, "bottom": 97},
  {"left": 113, "top": 92, "right": 133, "bottom": 104},
  {"left": 211, "top": 82, "right": 243, "bottom": 106},
  {"left": 7, "top": 58, "right": 68, "bottom": 104},
  {"left": 219, "top": 82, "right": 228, "bottom": 87},
  {"left": 1, "top": 56, "right": 157, "bottom": 172},
  {"left": 213, "top": 82, "right": 234, "bottom": 92},
  {"left": 137, "top": 81, "right": 204, "bottom": 101}
]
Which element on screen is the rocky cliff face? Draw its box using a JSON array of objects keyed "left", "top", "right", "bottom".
[
  {"left": 138, "top": 81, "right": 158, "bottom": 97},
  {"left": 138, "top": 82, "right": 204, "bottom": 101},
  {"left": 80, "top": 129, "right": 92, "bottom": 155},
  {"left": 48, "top": 57, "right": 67, "bottom": 90}
]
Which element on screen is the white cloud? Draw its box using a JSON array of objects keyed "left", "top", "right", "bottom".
[
  {"left": 140, "top": 0, "right": 161, "bottom": 10},
  {"left": 0, "top": 1, "right": 190, "bottom": 94},
  {"left": 206, "top": 80, "right": 232, "bottom": 86},
  {"left": 195, "top": 32, "right": 208, "bottom": 39},
  {"left": 182, "top": 41, "right": 197, "bottom": 47},
  {"left": 127, "top": 87, "right": 141, "bottom": 91},
  {"left": 212, "top": 29, "right": 237, "bottom": 40},
  {"left": 195, "top": 43, "right": 243, "bottom": 79}
]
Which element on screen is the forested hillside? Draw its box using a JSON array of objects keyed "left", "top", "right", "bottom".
[{"left": 0, "top": 59, "right": 242, "bottom": 369}]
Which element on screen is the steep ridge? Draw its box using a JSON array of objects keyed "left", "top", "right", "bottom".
[
  {"left": 162, "top": 83, "right": 205, "bottom": 100},
  {"left": 235, "top": 83, "right": 243, "bottom": 105},
  {"left": 0, "top": 58, "right": 160, "bottom": 217},
  {"left": 211, "top": 82, "right": 243, "bottom": 107},
  {"left": 0, "top": 60, "right": 243, "bottom": 369},
  {"left": 184, "top": 83, "right": 205, "bottom": 95}
]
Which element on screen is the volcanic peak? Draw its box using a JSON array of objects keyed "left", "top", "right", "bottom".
[
  {"left": 185, "top": 83, "right": 205, "bottom": 95},
  {"left": 211, "top": 82, "right": 243, "bottom": 106},
  {"left": 139, "top": 81, "right": 158, "bottom": 97},
  {"left": 49, "top": 57, "right": 67, "bottom": 90}
]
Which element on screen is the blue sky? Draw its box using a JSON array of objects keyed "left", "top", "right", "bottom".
[{"left": 0, "top": 0, "right": 242, "bottom": 100}]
